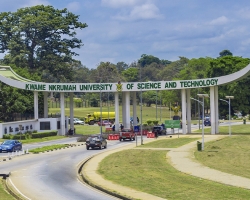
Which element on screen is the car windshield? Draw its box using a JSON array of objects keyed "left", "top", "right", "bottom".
[
  {"left": 153, "top": 127, "right": 161, "bottom": 130},
  {"left": 74, "top": 118, "right": 81, "bottom": 121},
  {"left": 2, "top": 140, "right": 14, "bottom": 145},
  {"left": 87, "top": 136, "right": 100, "bottom": 141}
]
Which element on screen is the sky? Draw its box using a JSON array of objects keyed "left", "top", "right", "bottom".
[{"left": 0, "top": 0, "right": 250, "bottom": 69}]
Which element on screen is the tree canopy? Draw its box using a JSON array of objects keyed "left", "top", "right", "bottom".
[{"left": 0, "top": 5, "right": 87, "bottom": 81}]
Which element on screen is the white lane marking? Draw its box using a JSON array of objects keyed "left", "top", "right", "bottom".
[{"left": 8, "top": 178, "right": 32, "bottom": 200}]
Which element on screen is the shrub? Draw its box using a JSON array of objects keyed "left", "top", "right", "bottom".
[
  {"left": 13, "top": 134, "right": 26, "bottom": 140},
  {"left": 146, "top": 120, "right": 152, "bottom": 125},
  {"left": 31, "top": 131, "right": 58, "bottom": 139},
  {"left": 152, "top": 120, "right": 159, "bottom": 125},
  {"left": 3, "top": 134, "right": 12, "bottom": 139}
]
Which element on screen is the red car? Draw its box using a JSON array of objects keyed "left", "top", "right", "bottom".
[{"left": 98, "top": 120, "right": 112, "bottom": 126}]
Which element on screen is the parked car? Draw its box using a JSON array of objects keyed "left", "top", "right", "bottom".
[
  {"left": 204, "top": 117, "right": 211, "bottom": 126},
  {"left": 152, "top": 126, "right": 167, "bottom": 135},
  {"left": 0, "top": 140, "right": 22, "bottom": 152},
  {"left": 69, "top": 118, "right": 84, "bottom": 125},
  {"left": 86, "top": 134, "right": 107, "bottom": 150},
  {"left": 97, "top": 120, "right": 112, "bottom": 126}
]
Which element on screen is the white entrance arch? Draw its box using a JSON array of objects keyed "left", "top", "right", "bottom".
[{"left": 0, "top": 63, "right": 250, "bottom": 137}]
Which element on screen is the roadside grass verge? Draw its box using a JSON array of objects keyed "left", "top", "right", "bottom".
[
  {"left": 195, "top": 135, "right": 250, "bottom": 179},
  {"left": 29, "top": 144, "right": 70, "bottom": 153},
  {"left": 98, "top": 149, "right": 250, "bottom": 199},
  {"left": 192, "top": 124, "right": 250, "bottom": 135},
  {"left": 138, "top": 137, "right": 199, "bottom": 148},
  {"left": 0, "top": 179, "right": 15, "bottom": 200}
]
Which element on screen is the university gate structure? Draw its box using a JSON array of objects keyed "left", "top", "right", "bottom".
[{"left": 0, "top": 64, "right": 250, "bottom": 138}]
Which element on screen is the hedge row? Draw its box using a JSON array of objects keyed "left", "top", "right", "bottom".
[{"left": 3, "top": 131, "right": 58, "bottom": 140}]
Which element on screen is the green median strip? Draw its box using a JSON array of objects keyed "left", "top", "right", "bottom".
[
  {"left": 98, "top": 149, "right": 250, "bottom": 199},
  {"left": 195, "top": 135, "right": 250, "bottom": 179},
  {"left": 138, "top": 137, "right": 199, "bottom": 148},
  {"left": 29, "top": 144, "right": 70, "bottom": 153}
]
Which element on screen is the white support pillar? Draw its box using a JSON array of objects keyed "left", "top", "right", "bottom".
[
  {"left": 34, "top": 91, "right": 39, "bottom": 119},
  {"left": 125, "top": 91, "right": 130, "bottom": 129},
  {"left": 69, "top": 93, "right": 74, "bottom": 132},
  {"left": 210, "top": 86, "right": 215, "bottom": 134},
  {"left": 186, "top": 89, "right": 191, "bottom": 133},
  {"left": 60, "top": 92, "right": 65, "bottom": 136},
  {"left": 214, "top": 86, "right": 219, "bottom": 134},
  {"left": 43, "top": 92, "right": 48, "bottom": 118},
  {"left": 122, "top": 92, "right": 126, "bottom": 128},
  {"left": 181, "top": 89, "right": 187, "bottom": 134},
  {"left": 133, "top": 92, "right": 137, "bottom": 126},
  {"left": 115, "top": 92, "right": 119, "bottom": 132}
]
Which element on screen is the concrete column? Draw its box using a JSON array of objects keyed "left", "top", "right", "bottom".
[
  {"left": 60, "top": 92, "right": 65, "bottom": 136},
  {"left": 34, "top": 91, "right": 39, "bottom": 119},
  {"left": 43, "top": 92, "right": 48, "bottom": 118},
  {"left": 215, "top": 86, "right": 219, "bottom": 134},
  {"left": 69, "top": 93, "right": 74, "bottom": 132},
  {"left": 124, "top": 91, "right": 130, "bottom": 129},
  {"left": 210, "top": 86, "right": 215, "bottom": 134},
  {"left": 133, "top": 92, "right": 137, "bottom": 126},
  {"left": 115, "top": 92, "right": 119, "bottom": 132},
  {"left": 181, "top": 89, "right": 187, "bottom": 134},
  {"left": 186, "top": 89, "right": 191, "bottom": 133},
  {"left": 122, "top": 92, "right": 125, "bottom": 127}
]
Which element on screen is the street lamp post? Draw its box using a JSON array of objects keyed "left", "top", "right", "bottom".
[
  {"left": 140, "top": 65, "right": 143, "bottom": 145},
  {"left": 197, "top": 94, "right": 209, "bottom": 151},
  {"left": 156, "top": 91, "right": 158, "bottom": 121},
  {"left": 191, "top": 94, "right": 209, "bottom": 151},
  {"left": 220, "top": 96, "right": 234, "bottom": 136}
]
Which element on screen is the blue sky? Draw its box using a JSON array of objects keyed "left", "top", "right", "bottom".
[{"left": 0, "top": 0, "right": 250, "bottom": 69}]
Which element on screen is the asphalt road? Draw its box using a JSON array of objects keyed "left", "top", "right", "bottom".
[
  {"left": 0, "top": 138, "right": 136, "bottom": 200},
  {"left": 0, "top": 122, "right": 244, "bottom": 199}
]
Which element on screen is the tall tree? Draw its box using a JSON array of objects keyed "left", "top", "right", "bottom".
[
  {"left": 0, "top": 5, "right": 87, "bottom": 81},
  {"left": 219, "top": 50, "right": 233, "bottom": 57}
]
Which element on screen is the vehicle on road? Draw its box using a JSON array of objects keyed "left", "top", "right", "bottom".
[
  {"left": 73, "top": 118, "right": 85, "bottom": 125},
  {"left": 119, "top": 128, "right": 135, "bottom": 141},
  {"left": 152, "top": 126, "right": 166, "bottom": 135},
  {"left": 85, "top": 112, "right": 115, "bottom": 125},
  {"left": 204, "top": 117, "right": 211, "bottom": 126},
  {"left": 86, "top": 134, "right": 107, "bottom": 150},
  {"left": 0, "top": 140, "right": 22, "bottom": 152},
  {"left": 97, "top": 120, "right": 112, "bottom": 126}
]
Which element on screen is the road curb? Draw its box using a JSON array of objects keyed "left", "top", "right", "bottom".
[{"left": 77, "top": 150, "right": 133, "bottom": 200}]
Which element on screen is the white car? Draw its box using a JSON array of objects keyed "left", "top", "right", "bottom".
[{"left": 69, "top": 118, "right": 84, "bottom": 125}]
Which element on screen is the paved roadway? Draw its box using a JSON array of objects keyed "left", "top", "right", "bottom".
[
  {"left": 0, "top": 121, "right": 243, "bottom": 199},
  {"left": 0, "top": 138, "right": 137, "bottom": 200}
]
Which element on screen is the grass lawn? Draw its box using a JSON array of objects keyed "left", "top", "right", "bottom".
[
  {"left": 195, "top": 135, "right": 250, "bottom": 179},
  {"left": 0, "top": 179, "right": 15, "bottom": 200},
  {"left": 193, "top": 124, "right": 250, "bottom": 135},
  {"left": 138, "top": 137, "right": 199, "bottom": 148},
  {"left": 98, "top": 149, "right": 250, "bottom": 200}
]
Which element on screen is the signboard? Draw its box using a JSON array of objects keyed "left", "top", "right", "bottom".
[
  {"left": 134, "top": 125, "right": 140, "bottom": 132},
  {"left": 165, "top": 120, "right": 180, "bottom": 128}
]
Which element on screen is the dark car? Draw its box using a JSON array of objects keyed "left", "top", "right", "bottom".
[
  {"left": 0, "top": 140, "right": 22, "bottom": 152},
  {"left": 86, "top": 134, "right": 107, "bottom": 150},
  {"left": 204, "top": 117, "right": 211, "bottom": 126},
  {"left": 152, "top": 126, "right": 166, "bottom": 135}
]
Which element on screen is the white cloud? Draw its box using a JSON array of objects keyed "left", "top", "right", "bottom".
[
  {"left": 101, "top": 0, "right": 143, "bottom": 8},
  {"left": 114, "top": 3, "right": 162, "bottom": 21},
  {"left": 23, "top": 0, "right": 50, "bottom": 7},
  {"left": 209, "top": 16, "right": 229, "bottom": 25},
  {"left": 237, "top": 7, "right": 250, "bottom": 19},
  {"left": 66, "top": 2, "right": 81, "bottom": 12}
]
